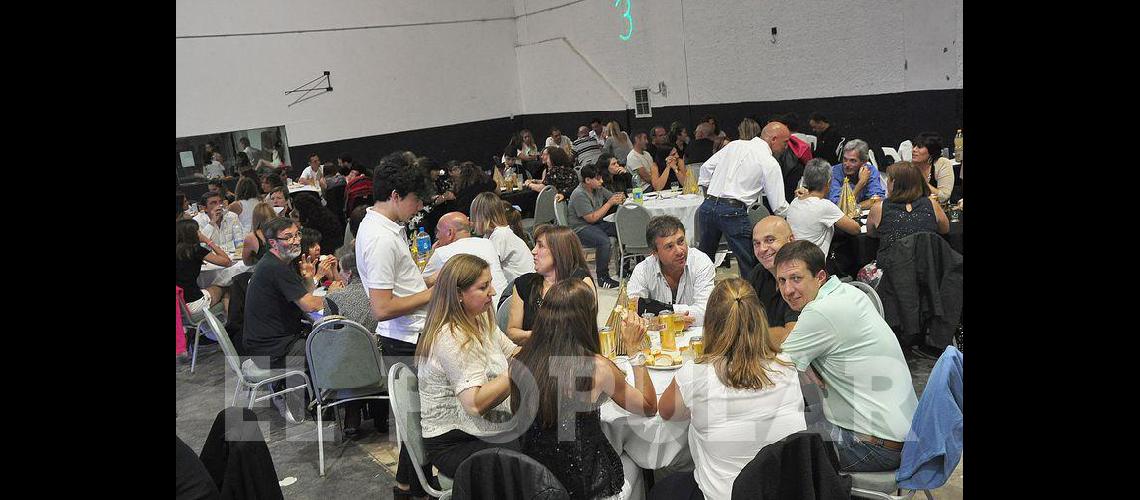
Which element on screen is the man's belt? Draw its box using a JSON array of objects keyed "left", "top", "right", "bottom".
[
  {"left": 704, "top": 194, "right": 747, "bottom": 209},
  {"left": 854, "top": 432, "right": 904, "bottom": 451}
]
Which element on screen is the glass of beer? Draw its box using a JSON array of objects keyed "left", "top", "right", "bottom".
[
  {"left": 599, "top": 326, "right": 615, "bottom": 359},
  {"left": 658, "top": 311, "right": 678, "bottom": 351},
  {"left": 690, "top": 336, "right": 704, "bottom": 357}
]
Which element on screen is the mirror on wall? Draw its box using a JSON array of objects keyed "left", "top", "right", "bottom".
[{"left": 175, "top": 125, "right": 291, "bottom": 198}]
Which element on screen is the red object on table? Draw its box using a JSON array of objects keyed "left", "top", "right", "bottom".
[{"left": 176, "top": 286, "right": 187, "bottom": 355}]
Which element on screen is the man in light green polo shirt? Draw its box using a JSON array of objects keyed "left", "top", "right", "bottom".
[{"left": 774, "top": 240, "right": 918, "bottom": 472}]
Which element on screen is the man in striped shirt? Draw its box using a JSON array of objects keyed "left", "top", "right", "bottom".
[{"left": 572, "top": 125, "right": 603, "bottom": 167}]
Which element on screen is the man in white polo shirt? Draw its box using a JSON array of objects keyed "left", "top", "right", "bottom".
[
  {"left": 626, "top": 215, "right": 715, "bottom": 325},
  {"left": 774, "top": 240, "right": 917, "bottom": 473},
  {"left": 299, "top": 153, "right": 322, "bottom": 187},
  {"left": 353, "top": 151, "right": 435, "bottom": 497},
  {"left": 423, "top": 212, "right": 508, "bottom": 308},
  {"left": 696, "top": 117, "right": 788, "bottom": 279}
]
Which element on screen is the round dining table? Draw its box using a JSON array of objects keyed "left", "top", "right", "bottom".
[
  {"left": 833, "top": 209, "right": 964, "bottom": 274},
  {"left": 199, "top": 253, "right": 249, "bottom": 288},
  {"left": 609, "top": 191, "right": 704, "bottom": 246},
  {"left": 600, "top": 326, "right": 701, "bottom": 498}
]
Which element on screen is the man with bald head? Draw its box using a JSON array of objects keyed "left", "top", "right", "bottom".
[
  {"left": 748, "top": 216, "right": 800, "bottom": 344},
  {"left": 422, "top": 212, "right": 508, "bottom": 307},
  {"left": 762, "top": 120, "right": 804, "bottom": 204},
  {"left": 572, "top": 124, "right": 603, "bottom": 167}
]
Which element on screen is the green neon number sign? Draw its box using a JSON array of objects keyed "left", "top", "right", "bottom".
[{"left": 614, "top": 0, "right": 633, "bottom": 41}]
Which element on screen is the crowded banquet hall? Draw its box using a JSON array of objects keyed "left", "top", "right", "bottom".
[{"left": 176, "top": 1, "right": 964, "bottom": 498}]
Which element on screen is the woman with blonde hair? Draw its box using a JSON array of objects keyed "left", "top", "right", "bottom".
[
  {"left": 602, "top": 121, "right": 633, "bottom": 166},
  {"left": 415, "top": 254, "right": 522, "bottom": 482},
  {"left": 240, "top": 202, "right": 278, "bottom": 266},
  {"left": 507, "top": 224, "right": 594, "bottom": 344},
  {"left": 470, "top": 192, "right": 535, "bottom": 283},
  {"left": 654, "top": 277, "right": 807, "bottom": 499}
]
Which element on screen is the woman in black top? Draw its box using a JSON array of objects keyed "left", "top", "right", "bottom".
[
  {"left": 522, "top": 147, "right": 579, "bottom": 199},
  {"left": 450, "top": 161, "right": 498, "bottom": 216},
  {"left": 510, "top": 279, "right": 657, "bottom": 500},
  {"left": 596, "top": 153, "right": 632, "bottom": 195},
  {"left": 291, "top": 192, "right": 344, "bottom": 254},
  {"left": 176, "top": 219, "right": 233, "bottom": 315},
  {"left": 867, "top": 161, "right": 949, "bottom": 253},
  {"left": 241, "top": 202, "right": 277, "bottom": 266},
  {"left": 506, "top": 224, "right": 595, "bottom": 344}
]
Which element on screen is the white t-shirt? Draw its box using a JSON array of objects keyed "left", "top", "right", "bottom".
[
  {"left": 423, "top": 237, "right": 508, "bottom": 309},
  {"left": 786, "top": 196, "right": 845, "bottom": 256},
  {"left": 300, "top": 165, "right": 321, "bottom": 182},
  {"left": 485, "top": 226, "right": 535, "bottom": 285},
  {"left": 625, "top": 150, "right": 654, "bottom": 190},
  {"left": 203, "top": 162, "right": 226, "bottom": 180},
  {"left": 355, "top": 208, "right": 428, "bottom": 344},
  {"left": 545, "top": 135, "right": 572, "bottom": 150},
  {"left": 674, "top": 356, "right": 807, "bottom": 500}
]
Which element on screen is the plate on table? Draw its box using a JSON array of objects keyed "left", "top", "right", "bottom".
[
  {"left": 647, "top": 363, "right": 682, "bottom": 371},
  {"left": 678, "top": 193, "right": 700, "bottom": 200}
]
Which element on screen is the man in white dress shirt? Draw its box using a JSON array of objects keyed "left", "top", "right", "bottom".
[
  {"left": 627, "top": 216, "right": 715, "bottom": 325},
  {"left": 193, "top": 191, "right": 243, "bottom": 253},
  {"left": 696, "top": 117, "right": 789, "bottom": 278},
  {"left": 423, "top": 212, "right": 508, "bottom": 308}
]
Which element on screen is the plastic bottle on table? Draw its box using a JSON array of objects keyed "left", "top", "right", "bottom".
[
  {"left": 953, "top": 129, "right": 963, "bottom": 162},
  {"left": 632, "top": 186, "right": 644, "bottom": 204},
  {"left": 414, "top": 226, "right": 432, "bottom": 270}
]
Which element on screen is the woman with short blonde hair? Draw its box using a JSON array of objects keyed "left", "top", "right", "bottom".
[{"left": 656, "top": 278, "right": 807, "bottom": 499}]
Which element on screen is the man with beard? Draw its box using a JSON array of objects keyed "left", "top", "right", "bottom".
[
  {"left": 626, "top": 215, "right": 715, "bottom": 325},
  {"left": 243, "top": 216, "right": 336, "bottom": 422}
]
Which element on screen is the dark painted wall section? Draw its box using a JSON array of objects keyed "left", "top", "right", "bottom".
[{"left": 290, "top": 89, "right": 962, "bottom": 174}]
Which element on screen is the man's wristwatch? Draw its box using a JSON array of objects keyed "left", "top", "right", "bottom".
[{"left": 629, "top": 352, "right": 648, "bottom": 367}]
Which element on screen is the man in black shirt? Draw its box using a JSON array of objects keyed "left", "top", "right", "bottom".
[
  {"left": 686, "top": 122, "right": 716, "bottom": 165},
  {"left": 747, "top": 216, "right": 800, "bottom": 344},
  {"left": 809, "top": 112, "right": 844, "bottom": 165},
  {"left": 243, "top": 217, "right": 334, "bottom": 422}
]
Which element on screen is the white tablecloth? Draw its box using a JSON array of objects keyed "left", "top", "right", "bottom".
[
  {"left": 199, "top": 257, "right": 249, "bottom": 288},
  {"left": 619, "top": 193, "right": 704, "bottom": 246},
  {"left": 288, "top": 183, "right": 321, "bottom": 194},
  {"left": 601, "top": 327, "right": 701, "bottom": 499}
]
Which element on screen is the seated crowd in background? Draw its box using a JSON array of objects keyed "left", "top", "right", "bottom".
[{"left": 178, "top": 109, "right": 962, "bottom": 497}]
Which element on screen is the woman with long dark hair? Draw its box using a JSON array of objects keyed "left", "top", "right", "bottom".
[
  {"left": 511, "top": 279, "right": 657, "bottom": 499},
  {"left": 176, "top": 219, "right": 232, "bottom": 315},
  {"left": 290, "top": 192, "right": 344, "bottom": 254},
  {"left": 522, "top": 146, "right": 578, "bottom": 198},
  {"left": 594, "top": 152, "right": 632, "bottom": 195},
  {"left": 908, "top": 132, "right": 955, "bottom": 204},
  {"left": 227, "top": 177, "right": 262, "bottom": 233},
  {"left": 449, "top": 161, "right": 498, "bottom": 216},
  {"left": 506, "top": 224, "right": 594, "bottom": 343}
]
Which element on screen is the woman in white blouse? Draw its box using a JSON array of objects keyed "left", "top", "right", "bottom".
[
  {"left": 470, "top": 192, "right": 536, "bottom": 285},
  {"left": 655, "top": 278, "right": 807, "bottom": 499},
  {"left": 415, "top": 253, "right": 522, "bottom": 480}
]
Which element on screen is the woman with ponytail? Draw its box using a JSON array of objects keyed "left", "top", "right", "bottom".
[{"left": 653, "top": 277, "right": 807, "bottom": 499}]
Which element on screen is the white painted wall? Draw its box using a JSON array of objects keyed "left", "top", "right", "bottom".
[
  {"left": 176, "top": 0, "right": 962, "bottom": 143},
  {"left": 512, "top": 0, "right": 963, "bottom": 114},
  {"left": 176, "top": 0, "right": 518, "bottom": 144}
]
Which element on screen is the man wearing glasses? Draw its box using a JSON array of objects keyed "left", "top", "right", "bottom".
[{"left": 243, "top": 217, "right": 337, "bottom": 422}]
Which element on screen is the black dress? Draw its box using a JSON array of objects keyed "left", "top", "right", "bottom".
[
  {"left": 513, "top": 269, "right": 591, "bottom": 331},
  {"left": 520, "top": 407, "right": 623, "bottom": 500},
  {"left": 878, "top": 197, "right": 939, "bottom": 252}
]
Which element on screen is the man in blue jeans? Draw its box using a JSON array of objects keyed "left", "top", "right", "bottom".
[
  {"left": 774, "top": 240, "right": 917, "bottom": 472},
  {"left": 567, "top": 163, "right": 625, "bottom": 288},
  {"left": 696, "top": 118, "right": 789, "bottom": 279}
]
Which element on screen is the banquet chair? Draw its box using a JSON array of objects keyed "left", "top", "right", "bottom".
[
  {"left": 615, "top": 203, "right": 652, "bottom": 281},
  {"left": 305, "top": 316, "right": 389, "bottom": 476},
  {"left": 388, "top": 362, "right": 453, "bottom": 500},
  {"left": 496, "top": 291, "right": 512, "bottom": 333},
  {"left": 179, "top": 294, "right": 227, "bottom": 374},
  {"left": 527, "top": 185, "right": 557, "bottom": 236},
  {"left": 898, "top": 140, "right": 913, "bottom": 162},
  {"left": 199, "top": 308, "right": 313, "bottom": 416},
  {"left": 451, "top": 448, "right": 570, "bottom": 500},
  {"left": 792, "top": 132, "right": 817, "bottom": 151},
  {"left": 747, "top": 202, "right": 770, "bottom": 228},
  {"left": 881, "top": 147, "right": 902, "bottom": 164},
  {"left": 848, "top": 281, "right": 885, "bottom": 319},
  {"left": 867, "top": 149, "right": 879, "bottom": 170},
  {"left": 553, "top": 200, "right": 569, "bottom": 227}
]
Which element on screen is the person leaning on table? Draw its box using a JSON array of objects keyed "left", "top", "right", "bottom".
[
  {"left": 652, "top": 278, "right": 806, "bottom": 500},
  {"left": 626, "top": 215, "right": 715, "bottom": 326},
  {"left": 774, "top": 240, "right": 917, "bottom": 473}
]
